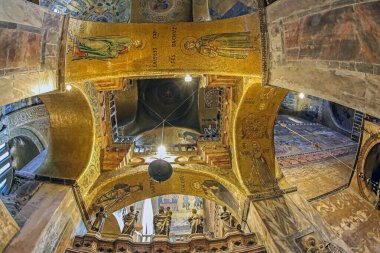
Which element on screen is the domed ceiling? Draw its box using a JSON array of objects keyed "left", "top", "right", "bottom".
[
  {"left": 108, "top": 77, "right": 222, "bottom": 145},
  {"left": 119, "top": 78, "right": 200, "bottom": 136}
]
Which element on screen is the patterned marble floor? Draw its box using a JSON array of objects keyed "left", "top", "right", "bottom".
[
  {"left": 312, "top": 189, "right": 380, "bottom": 253},
  {"left": 274, "top": 115, "right": 357, "bottom": 200}
]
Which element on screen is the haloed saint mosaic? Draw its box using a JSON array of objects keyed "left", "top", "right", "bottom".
[{"left": 65, "top": 13, "right": 262, "bottom": 81}]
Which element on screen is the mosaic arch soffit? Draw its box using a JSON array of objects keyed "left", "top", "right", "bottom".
[
  {"left": 36, "top": 85, "right": 96, "bottom": 180},
  {"left": 86, "top": 163, "right": 245, "bottom": 216},
  {"left": 232, "top": 82, "right": 288, "bottom": 194},
  {"left": 65, "top": 13, "right": 262, "bottom": 82},
  {"left": 72, "top": 82, "right": 287, "bottom": 199}
]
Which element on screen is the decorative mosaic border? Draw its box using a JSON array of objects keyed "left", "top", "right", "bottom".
[{"left": 257, "top": 0, "right": 269, "bottom": 86}]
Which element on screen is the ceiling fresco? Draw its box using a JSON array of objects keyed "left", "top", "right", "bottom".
[
  {"left": 209, "top": 0, "right": 257, "bottom": 20},
  {"left": 40, "top": 0, "right": 258, "bottom": 23},
  {"left": 135, "top": 128, "right": 199, "bottom": 147},
  {"left": 41, "top": 0, "right": 131, "bottom": 22},
  {"left": 130, "top": 0, "right": 192, "bottom": 23}
]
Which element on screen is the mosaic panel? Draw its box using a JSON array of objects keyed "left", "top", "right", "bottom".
[{"left": 41, "top": 0, "right": 131, "bottom": 22}]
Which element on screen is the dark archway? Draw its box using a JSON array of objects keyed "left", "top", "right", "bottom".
[{"left": 9, "top": 136, "right": 40, "bottom": 171}]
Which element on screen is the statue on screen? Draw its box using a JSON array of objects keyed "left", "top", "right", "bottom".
[
  {"left": 188, "top": 208, "right": 203, "bottom": 234},
  {"left": 219, "top": 206, "right": 241, "bottom": 236},
  {"left": 165, "top": 207, "right": 173, "bottom": 236},
  {"left": 183, "top": 32, "right": 255, "bottom": 59},
  {"left": 154, "top": 206, "right": 169, "bottom": 236},
  {"left": 122, "top": 206, "right": 139, "bottom": 236},
  {"left": 91, "top": 206, "right": 107, "bottom": 233}
]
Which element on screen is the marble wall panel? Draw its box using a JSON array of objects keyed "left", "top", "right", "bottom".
[
  {"left": 251, "top": 192, "right": 350, "bottom": 253},
  {"left": 282, "top": 3, "right": 380, "bottom": 63},
  {"left": 0, "top": 0, "right": 44, "bottom": 28},
  {"left": 193, "top": 0, "right": 211, "bottom": 22}
]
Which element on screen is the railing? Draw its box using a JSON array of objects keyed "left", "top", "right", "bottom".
[
  {"left": 351, "top": 111, "right": 364, "bottom": 142},
  {"left": 133, "top": 143, "right": 198, "bottom": 154},
  {"left": 66, "top": 232, "right": 265, "bottom": 253}
]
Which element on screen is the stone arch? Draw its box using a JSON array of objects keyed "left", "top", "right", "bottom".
[
  {"left": 8, "top": 135, "right": 40, "bottom": 172},
  {"left": 327, "top": 101, "right": 354, "bottom": 134},
  {"left": 9, "top": 128, "right": 45, "bottom": 153},
  {"left": 36, "top": 86, "right": 95, "bottom": 181},
  {"left": 356, "top": 131, "right": 380, "bottom": 205},
  {"left": 232, "top": 82, "right": 287, "bottom": 193},
  {"left": 6, "top": 104, "right": 50, "bottom": 149},
  {"left": 86, "top": 163, "right": 246, "bottom": 219}
]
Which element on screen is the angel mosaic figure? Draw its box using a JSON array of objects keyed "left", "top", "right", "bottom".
[{"left": 93, "top": 183, "right": 143, "bottom": 210}]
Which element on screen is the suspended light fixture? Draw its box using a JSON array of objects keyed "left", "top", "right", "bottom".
[
  {"left": 184, "top": 74, "right": 192, "bottom": 82},
  {"left": 148, "top": 159, "right": 173, "bottom": 183},
  {"left": 148, "top": 120, "right": 173, "bottom": 183},
  {"left": 66, "top": 84, "right": 73, "bottom": 91},
  {"left": 157, "top": 145, "right": 166, "bottom": 158}
]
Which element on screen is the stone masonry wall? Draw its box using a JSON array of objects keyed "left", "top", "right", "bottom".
[
  {"left": 267, "top": 0, "right": 380, "bottom": 118},
  {"left": 0, "top": 0, "right": 65, "bottom": 106}
]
